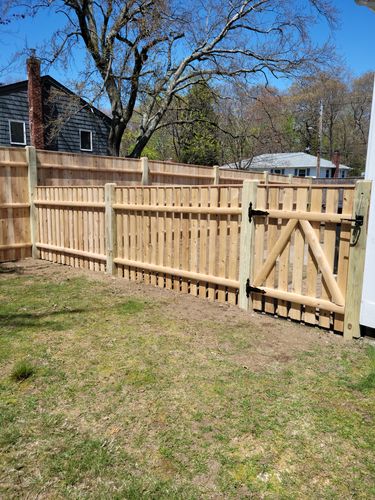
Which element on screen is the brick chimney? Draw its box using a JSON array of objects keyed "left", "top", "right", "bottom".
[
  {"left": 332, "top": 150, "right": 340, "bottom": 179},
  {"left": 27, "top": 50, "right": 44, "bottom": 149}
]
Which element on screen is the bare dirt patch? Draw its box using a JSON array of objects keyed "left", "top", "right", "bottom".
[{"left": 4, "top": 258, "right": 342, "bottom": 373}]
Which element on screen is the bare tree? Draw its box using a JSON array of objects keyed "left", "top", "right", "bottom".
[{"left": 4, "top": 0, "right": 336, "bottom": 157}]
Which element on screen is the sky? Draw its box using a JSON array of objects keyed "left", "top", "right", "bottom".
[{"left": 0, "top": 0, "right": 374, "bottom": 89}]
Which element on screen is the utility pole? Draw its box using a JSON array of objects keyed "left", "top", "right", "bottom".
[{"left": 316, "top": 100, "right": 323, "bottom": 178}]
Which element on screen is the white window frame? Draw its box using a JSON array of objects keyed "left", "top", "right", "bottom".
[
  {"left": 9, "top": 120, "right": 26, "bottom": 146},
  {"left": 79, "top": 129, "right": 93, "bottom": 152}
]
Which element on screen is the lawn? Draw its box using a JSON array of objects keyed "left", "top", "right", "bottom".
[{"left": 0, "top": 260, "right": 374, "bottom": 499}]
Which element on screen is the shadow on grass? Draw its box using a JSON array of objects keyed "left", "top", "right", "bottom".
[
  {"left": 0, "top": 262, "right": 24, "bottom": 274},
  {"left": 0, "top": 308, "right": 87, "bottom": 331}
]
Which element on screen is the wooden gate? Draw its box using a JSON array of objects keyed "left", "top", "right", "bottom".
[{"left": 242, "top": 182, "right": 371, "bottom": 336}]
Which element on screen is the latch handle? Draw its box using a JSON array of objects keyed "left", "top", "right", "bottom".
[
  {"left": 340, "top": 214, "right": 364, "bottom": 246},
  {"left": 341, "top": 214, "right": 363, "bottom": 227}
]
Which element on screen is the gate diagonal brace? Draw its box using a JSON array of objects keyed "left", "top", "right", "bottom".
[
  {"left": 246, "top": 279, "right": 266, "bottom": 298},
  {"left": 248, "top": 202, "right": 269, "bottom": 223}
]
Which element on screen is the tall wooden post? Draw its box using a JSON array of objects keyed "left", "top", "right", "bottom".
[
  {"left": 26, "top": 146, "right": 38, "bottom": 259},
  {"left": 213, "top": 165, "right": 220, "bottom": 185},
  {"left": 238, "top": 180, "right": 258, "bottom": 311},
  {"left": 263, "top": 171, "right": 269, "bottom": 185},
  {"left": 343, "top": 180, "right": 372, "bottom": 340},
  {"left": 105, "top": 183, "right": 117, "bottom": 275},
  {"left": 141, "top": 157, "right": 149, "bottom": 185}
]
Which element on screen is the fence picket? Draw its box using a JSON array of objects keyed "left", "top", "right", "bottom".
[
  {"left": 304, "top": 188, "right": 323, "bottom": 325},
  {"left": 289, "top": 187, "right": 309, "bottom": 322},
  {"left": 277, "top": 187, "right": 293, "bottom": 318},
  {"left": 264, "top": 187, "right": 278, "bottom": 314},
  {"left": 319, "top": 188, "right": 338, "bottom": 329},
  {"left": 208, "top": 188, "right": 219, "bottom": 300}
]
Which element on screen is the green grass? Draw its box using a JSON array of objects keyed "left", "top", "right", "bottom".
[
  {"left": 353, "top": 346, "right": 375, "bottom": 392},
  {"left": 10, "top": 360, "right": 35, "bottom": 382},
  {"left": 0, "top": 269, "right": 374, "bottom": 498}
]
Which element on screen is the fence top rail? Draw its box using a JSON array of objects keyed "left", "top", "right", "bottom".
[
  {"left": 115, "top": 183, "right": 249, "bottom": 189},
  {"left": 149, "top": 170, "right": 213, "bottom": 179},
  {"left": 36, "top": 185, "right": 105, "bottom": 189},
  {"left": 36, "top": 183, "right": 243, "bottom": 189},
  {"left": 0, "top": 160, "right": 28, "bottom": 167},
  {"left": 257, "top": 183, "right": 356, "bottom": 189},
  {"left": 310, "top": 184, "right": 356, "bottom": 189},
  {"left": 35, "top": 148, "right": 140, "bottom": 163},
  {"left": 37, "top": 163, "right": 142, "bottom": 174}
]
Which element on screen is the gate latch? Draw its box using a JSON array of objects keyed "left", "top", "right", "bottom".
[
  {"left": 341, "top": 214, "right": 364, "bottom": 228},
  {"left": 341, "top": 214, "right": 364, "bottom": 246},
  {"left": 246, "top": 279, "right": 266, "bottom": 298},
  {"left": 248, "top": 202, "right": 269, "bottom": 223}
]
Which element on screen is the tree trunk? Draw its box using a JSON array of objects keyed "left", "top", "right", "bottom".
[
  {"left": 128, "top": 132, "right": 153, "bottom": 158},
  {"left": 108, "top": 120, "right": 125, "bottom": 157}
]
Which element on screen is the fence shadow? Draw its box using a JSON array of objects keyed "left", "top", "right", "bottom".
[
  {"left": 0, "top": 308, "right": 87, "bottom": 332},
  {"left": 0, "top": 262, "right": 24, "bottom": 274}
]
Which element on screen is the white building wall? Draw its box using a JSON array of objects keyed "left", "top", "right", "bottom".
[{"left": 360, "top": 77, "right": 375, "bottom": 330}]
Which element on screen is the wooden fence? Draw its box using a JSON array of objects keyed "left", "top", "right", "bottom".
[
  {"left": 1, "top": 145, "right": 372, "bottom": 339},
  {"left": 35, "top": 186, "right": 106, "bottom": 273},
  {"left": 31, "top": 180, "right": 371, "bottom": 338},
  {"left": 0, "top": 144, "right": 309, "bottom": 263},
  {"left": 0, "top": 147, "right": 31, "bottom": 261},
  {"left": 113, "top": 185, "right": 242, "bottom": 304},
  {"left": 0, "top": 146, "right": 311, "bottom": 187}
]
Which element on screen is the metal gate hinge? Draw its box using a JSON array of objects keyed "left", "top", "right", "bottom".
[
  {"left": 246, "top": 279, "right": 266, "bottom": 298},
  {"left": 248, "top": 202, "right": 269, "bottom": 223}
]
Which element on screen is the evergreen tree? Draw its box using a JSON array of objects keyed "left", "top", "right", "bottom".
[{"left": 177, "top": 83, "right": 220, "bottom": 166}]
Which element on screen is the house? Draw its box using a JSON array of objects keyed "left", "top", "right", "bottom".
[
  {"left": 0, "top": 53, "right": 111, "bottom": 155},
  {"left": 223, "top": 152, "right": 351, "bottom": 178}
]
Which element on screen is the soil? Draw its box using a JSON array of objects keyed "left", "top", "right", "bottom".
[{"left": 0, "top": 258, "right": 346, "bottom": 372}]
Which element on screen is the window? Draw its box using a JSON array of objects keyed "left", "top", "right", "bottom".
[
  {"left": 273, "top": 169, "right": 285, "bottom": 175},
  {"left": 80, "top": 130, "right": 92, "bottom": 151},
  {"left": 341, "top": 170, "right": 346, "bottom": 178},
  {"left": 9, "top": 120, "right": 26, "bottom": 145},
  {"left": 298, "top": 169, "right": 306, "bottom": 177},
  {"left": 325, "top": 169, "right": 330, "bottom": 178}
]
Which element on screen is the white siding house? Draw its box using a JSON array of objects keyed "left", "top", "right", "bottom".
[{"left": 223, "top": 152, "right": 351, "bottom": 178}]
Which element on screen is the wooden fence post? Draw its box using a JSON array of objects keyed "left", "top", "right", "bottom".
[
  {"left": 26, "top": 146, "right": 38, "bottom": 259},
  {"left": 238, "top": 180, "right": 259, "bottom": 311},
  {"left": 343, "top": 180, "right": 372, "bottom": 340},
  {"left": 263, "top": 171, "right": 269, "bottom": 185},
  {"left": 105, "top": 183, "right": 117, "bottom": 275},
  {"left": 213, "top": 165, "right": 220, "bottom": 185},
  {"left": 141, "top": 157, "right": 149, "bottom": 185},
  {"left": 288, "top": 174, "right": 293, "bottom": 184}
]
